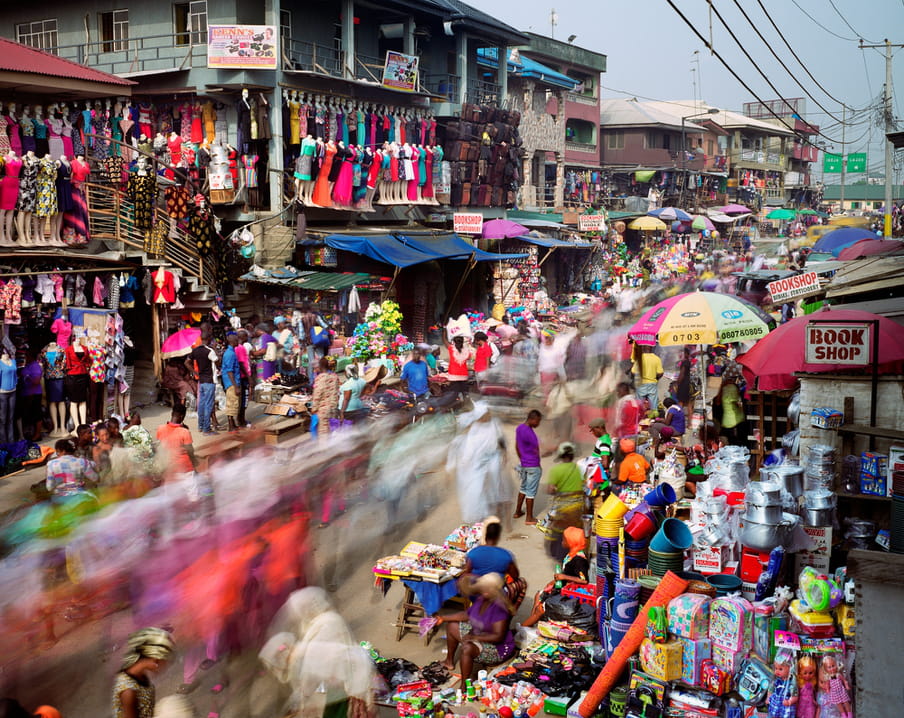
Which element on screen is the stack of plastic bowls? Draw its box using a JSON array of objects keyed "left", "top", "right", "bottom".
[
  {"left": 647, "top": 517, "right": 693, "bottom": 577},
  {"left": 624, "top": 537, "right": 650, "bottom": 569},
  {"left": 595, "top": 493, "right": 629, "bottom": 537},
  {"left": 624, "top": 501, "right": 657, "bottom": 542}
]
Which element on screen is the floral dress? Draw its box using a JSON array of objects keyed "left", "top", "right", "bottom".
[
  {"left": 35, "top": 157, "right": 58, "bottom": 218},
  {"left": 16, "top": 157, "right": 39, "bottom": 212},
  {"left": 310, "top": 370, "right": 341, "bottom": 420}
]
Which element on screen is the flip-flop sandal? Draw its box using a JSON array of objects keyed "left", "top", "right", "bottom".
[
  {"left": 513, "top": 512, "right": 525, "bottom": 519},
  {"left": 524, "top": 520, "right": 538, "bottom": 526}
]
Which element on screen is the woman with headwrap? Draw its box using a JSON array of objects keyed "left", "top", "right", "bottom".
[
  {"left": 521, "top": 527, "right": 590, "bottom": 628},
  {"left": 256, "top": 587, "right": 375, "bottom": 718},
  {"left": 537, "top": 442, "right": 585, "bottom": 561},
  {"left": 112, "top": 627, "right": 175, "bottom": 718},
  {"left": 437, "top": 573, "right": 515, "bottom": 686}
]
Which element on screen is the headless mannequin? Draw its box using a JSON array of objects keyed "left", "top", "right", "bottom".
[
  {"left": 68, "top": 336, "right": 88, "bottom": 427},
  {"left": 43, "top": 340, "right": 67, "bottom": 436},
  {"left": 15, "top": 150, "right": 38, "bottom": 245},
  {"left": 116, "top": 335, "right": 134, "bottom": 418},
  {"left": 48, "top": 155, "right": 67, "bottom": 245},
  {"left": 0, "top": 348, "right": 15, "bottom": 444},
  {"left": 0, "top": 150, "right": 17, "bottom": 245}
]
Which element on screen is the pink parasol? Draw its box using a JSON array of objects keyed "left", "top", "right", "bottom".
[
  {"left": 737, "top": 308, "right": 904, "bottom": 391},
  {"left": 481, "top": 219, "right": 529, "bottom": 239},
  {"left": 161, "top": 327, "right": 201, "bottom": 359},
  {"left": 717, "top": 203, "right": 750, "bottom": 214},
  {"left": 836, "top": 239, "right": 903, "bottom": 260}
]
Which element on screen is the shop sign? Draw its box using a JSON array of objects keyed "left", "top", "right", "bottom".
[
  {"left": 578, "top": 214, "right": 606, "bottom": 232},
  {"left": 805, "top": 321, "right": 871, "bottom": 365},
  {"left": 382, "top": 51, "right": 419, "bottom": 92},
  {"left": 453, "top": 213, "right": 484, "bottom": 235},
  {"left": 767, "top": 271, "right": 820, "bottom": 303},
  {"left": 208, "top": 25, "right": 278, "bottom": 70}
]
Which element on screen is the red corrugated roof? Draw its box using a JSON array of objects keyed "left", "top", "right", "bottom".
[{"left": 0, "top": 37, "right": 134, "bottom": 86}]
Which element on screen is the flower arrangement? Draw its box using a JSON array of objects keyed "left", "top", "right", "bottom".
[{"left": 347, "top": 300, "right": 413, "bottom": 370}]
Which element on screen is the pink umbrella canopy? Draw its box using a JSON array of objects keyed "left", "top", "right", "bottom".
[
  {"left": 717, "top": 203, "right": 750, "bottom": 214},
  {"left": 836, "top": 239, "right": 904, "bottom": 260},
  {"left": 161, "top": 327, "right": 201, "bottom": 359},
  {"left": 481, "top": 219, "right": 529, "bottom": 239},
  {"left": 737, "top": 308, "right": 904, "bottom": 391}
]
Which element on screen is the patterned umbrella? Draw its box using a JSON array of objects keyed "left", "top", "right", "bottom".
[{"left": 628, "top": 291, "right": 775, "bottom": 347}]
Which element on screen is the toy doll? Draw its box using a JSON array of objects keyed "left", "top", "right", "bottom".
[
  {"left": 768, "top": 650, "right": 798, "bottom": 718},
  {"left": 797, "top": 655, "right": 817, "bottom": 718},
  {"left": 819, "top": 655, "right": 851, "bottom": 718}
]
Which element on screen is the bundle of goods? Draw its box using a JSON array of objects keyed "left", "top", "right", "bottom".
[
  {"left": 444, "top": 523, "right": 484, "bottom": 552},
  {"left": 805, "top": 444, "right": 836, "bottom": 492},
  {"left": 373, "top": 542, "right": 464, "bottom": 582}
]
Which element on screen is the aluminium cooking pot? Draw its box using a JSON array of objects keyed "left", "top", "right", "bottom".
[
  {"left": 764, "top": 465, "right": 805, "bottom": 498},
  {"left": 740, "top": 513, "right": 799, "bottom": 553},
  {"left": 805, "top": 489, "right": 837, "bottom": 510},
  {"left": 748, "top": 481, "right": 783, "bottom": 505},
  {"left": 744, "top": 503, "right": 783, "bottom": 524},
  {"left": 803, "top": 507, "right": 835, "bottom": 527}
]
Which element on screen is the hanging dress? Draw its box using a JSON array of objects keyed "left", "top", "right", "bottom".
[
  {"left": 191, "top": 103, "right": 203, "bottom": 144},
  {"left": 7, "top": 117, "right": 21, "bottom": 156},
  {"left": 16, "top": 157, "right": 39, "bottom": 212},
  {"left": 0, "top": 156, "right": 21, "bottom": 210},
  {"left": 55, "top": 161, "right": 75, "bottom": 214},
  {"left": 202, "top": 101, "right": 217, "bottom": 144},
  {"left": 178, "top": 102, "right": 193, "bottom": 143},
  {"left": 406, "top": 146, "right": 420, "bottom": 202},
  {"left": 93, "top": 113, "right": 110, "bottom": 160},
  {"left": 311, "top": 142, "right": 337, "bottom": 207},
  {"left": 0, "top": 116, "right": 9, "bottom": 154},
  {"left": 63, "top": 159, "right": 91, "bottom": 246},
  {"left": 61, "top": 119, "right": 74, "bottom": 158},
  {"left": 295, "top": 136, "right": 316, "bottom": 181},
  {"left": 20, "top": 116, "right": 35, "bottom": 154},
  {"left": 187, "top": 206, "right": 215, "bottom": 254},
  {"left": 33, "top": 118, "right": 49, "bottom": 156},
  {"left": 127, "top": 171, "right": 155, "bottom": 231},
  {"left": 355, "top": 149, "right": 370, "bottom": 203},
  {"left": 422, "top": 148, "right": 435, "bottom": 199},
  {"left": 243, "top": 154, "right": 260, "bottom": 207},
  {"left": 332, "top": 146, "right": 355, "bottom": 206},
  {"left": 35, "top": 157, "right": 58, "bottom": 218}
]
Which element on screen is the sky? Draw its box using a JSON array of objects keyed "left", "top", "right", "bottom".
[{"left": 465, "top": 0, "right": 904, "bottom": 184}]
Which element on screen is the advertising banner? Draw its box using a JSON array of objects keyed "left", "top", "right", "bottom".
[
  {"left": 453, "top": 213, "right": 484, "bottom": 235},
  {"left": 805, "top": 321, "right": 872, "bottom": 365},
  {"left": 208, "top": 25, "right": 278, "bottom": 70},
  {"left": 767, "top": 271, "right": 820, "bottom": 304},
  {"left": 382, "top": 51, "right": 419, "bottom": 92},
  {"left": 578, "top": 214, "right": 606, "bottom": 232}
]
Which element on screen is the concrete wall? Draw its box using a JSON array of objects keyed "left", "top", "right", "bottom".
[
  {"left": 512, "top": 78, "right": 565, "bottom": 209},
  {"left": 601, "top": 128, "right": 706, "bottom": 171},
  {"left": 797, "top": 373, "right": 904, "bottom": 467}
]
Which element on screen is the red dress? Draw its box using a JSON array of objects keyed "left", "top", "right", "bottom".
[
  {"left": 407, "top": 146, "right": 420, "bottom": 202},
  {"left": 311, "top": 143, "right": 337, "bottom": 207},
  {"left": 332, "top": 146, "right": 355, "bottom": 206}
]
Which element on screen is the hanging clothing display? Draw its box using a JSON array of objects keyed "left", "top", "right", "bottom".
[
  {"left": 311, "top": 142, "right": 337, "bottom": 206},
  {"left": 187, "top": 205, "right": 215, "bottom": 254},
  {"left": 54, "top": 160, "right": 75, "bottom": 214},
  {"left": 151, "top": 268, "right": 176, "bottom": 304},
  {"left": 127, "top": 171, "right": 156, "bottom": 231},
  {"left": 35, "top": 157, "right": 58, "bottom": 218},
  {"left": 0, "top": 155, "right": 21, "bottom": 210},
  {"left": 145, "top": 219, "right": 168, "bottom": 257},
  {"left": 164, "top": 185, "right": 192, "bottom": 219}
]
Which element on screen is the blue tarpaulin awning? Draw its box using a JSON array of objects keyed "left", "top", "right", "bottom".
[
  {"left": 324, "top": 234, "right": 439, "bottom": 267},
  {"left": 395, "top": 233, "right": 528, "bottom": 261},
  {"left": 516, "top": 234, "right": 595, "bottom": 249}
]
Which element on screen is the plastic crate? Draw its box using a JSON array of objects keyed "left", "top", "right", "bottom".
[{"left": 561, "top": 582, "right": 596, "bottom": 605}]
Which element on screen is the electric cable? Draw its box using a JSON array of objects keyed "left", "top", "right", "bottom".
[
  {"left": 729, "top": 0, "right": 846, "bottom": 122},
  {"left": 827, "top": 0, "right": 880, "bottom": 43},
  {"left": 788, "top": 0, "right": 858, "bottom": 41},
  {"left": 756, "top": 0, "right": 852, "bottom": 108},
  {"left": 694, "top": 0, "right": 846, "bottom": 145}
]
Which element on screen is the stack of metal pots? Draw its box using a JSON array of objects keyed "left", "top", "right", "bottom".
[
  {"left": 802, "top": 488, "right": 837, "bottom": 527},
  {"left": 740, "top": 482, "right": 800, "bottom": 552}
]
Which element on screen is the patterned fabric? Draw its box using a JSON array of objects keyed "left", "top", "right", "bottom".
[
  {"left": 40, "top": 346, "right": 68, "bottom": 379},
  {"left": 35, "top": 158, "right": 58, "bottom": 218},
  {"left": 164, "top": 185, "right": 192, "bottom": 219},
  {"left": 104, "top": 156, "right": 124, "bottom": 188},
  {"left": 112, "top": 671, "right": 155, "bottom": 718},
  {"left": 87, "top": 344, "right": 106, "bottom": 383},
  {"left": 127, "top": 172, "right": 156, "bottom": 231},
  {"left": 767, "top": 676, "right": 798, "bottom": 718},
  {"left": 46, "top": 454, "right": 98, "bottom": 496},
  {"left": 16, "top": 157, "right": 39, "bottom": 212},
  {"left": 310, "top": 370, "right": 341, "bottom": 418},
  {"left": 187, "top": 208, "right": 215, "bottom": 253},
  {"left": 145, "top": 220, "right": 168, "bottom": 257},
  {"left": 93, "top": 113, "right": 110, "bottom": 160},
  {"left": 0, "top": 281, "right": 22, "bottom": 325}
]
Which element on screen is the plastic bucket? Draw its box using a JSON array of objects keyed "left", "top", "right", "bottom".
[
  {"left": 624, "top": 511, "right": 656, "bottom": 541},
  {"left": 644, "top": 483, "right": 677, "bottom": 507},
  {"left": 597, "top": 493, "right": 629, "bottom": 521},
  {"left": 649, "top": 517, "right": 693, "bottom": 553},
  {"left": 706, "top": 573, "right": 743, "bottom": 597}
]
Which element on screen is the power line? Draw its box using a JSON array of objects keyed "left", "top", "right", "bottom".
[
  {"left": 705, "top": 0, "right": 846, "bottom": 144},
  {"left": 755, "top": 0, "right": 850, "bottom": 108},
  {"left": 728, "top": 0, "right": 845, "bottom": 123},
  {"left": 861, "top": 47, "right": 874, "bottom": 98},
  {"left": 827, "top": 0, "right": 879, "bottom": 43},
  {"left": 789, "top": 0, "right": 859, "bottom": 41}
]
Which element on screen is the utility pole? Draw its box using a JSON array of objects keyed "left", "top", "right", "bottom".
[
  {"left": 840, "top": 104, "right": 846, "bottom": 211},
  {"left": 860, "top": 39, "right": 903, "bottom": 236}
]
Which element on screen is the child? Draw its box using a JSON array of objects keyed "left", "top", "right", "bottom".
[
  {"left": 820, "top": 655, "right": 851, "bottom": 718},
  {"left": 768, "top": 650, "right": 798, "bottom": 718},
  {"left": 797, "top": 655, "right": 817, "bottom": 718}
]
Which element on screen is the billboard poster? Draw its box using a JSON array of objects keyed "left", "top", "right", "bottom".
[
  {"left": 382, "top": 51, "right": 419, "bottom": 92},
  {"left": 208, "top": 25, "right": 278, "bottom": 70}
]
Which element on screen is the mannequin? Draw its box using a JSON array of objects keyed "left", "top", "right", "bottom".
[
  {"left": 294, "top": 134, "right": 317, "bottom": 203},
  {"left": 331, "top": 142, "right": 355, "bottom": 208},
  {"left": 86, "top": 337, "right": 107, "bottom": 422},
  {"left": 7, "top": 103, "right": 22, "bottom": 156},
  {"left": 64, "top": 335, "right": 89, "bottom": 427},
  {"left": 128, "top": 157, "right": 155, "bottom": 231},
  {"left": 20, "top": 106, "right": 35, "bottom": 154},
  {"left": 119, "top": 106, "right": 135, "bottom": 161},
  {"left": 15, "top": 150, "right": 39, "bottom": 244},
  {"left": 34, "top": 154, "right": 59, "bottom": 245},
  {"left": 64, "top": 153, "right": 91, "bottom": 246},
  {"left": 167, "top": 131, "right": 183, "bottom": 166},
  {"left": 52, "top": 154, "right": 73, "bottom": 246},
  {"left": 46, "top": 106, "right": 65, "bottom": 158},
  {"left": 288, "top": 92, "right": 301, "bottom": 146},
  {"left": 60, "top": 110, "right": 74, "bottom": 158},
  {"left": 360, "top": 146, "right": 381, "bottom": 211},
  {"left": 0, "top": 150, "right": 20, "bottom": 246},
  {"left": 0, "top": 346, "right": 16, "bottom": 444},
  {"left": 41, "top": 339, "right": 68, "bottom": 437},
  {"left": 311, "top": 139, "right": 337, "bottom": 207},
  {"left": 117, "top": 335, "right": 135, "bottom": 418},
  {"left": 407, "top": 144, "right": 420, "bottom": 202},
  {"left": 33, "top": 106, "right": 49, "bottom": 157}
]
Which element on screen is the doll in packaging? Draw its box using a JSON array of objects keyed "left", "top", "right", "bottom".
[
  {"left": 796, "top": 655, "right": 817, "bottom": 718},
  {"left": 819, "top": 655, "right": 851, "bottom": 718},
  {"left": 767, "top": 650, "right": 798, "bottom": 718}
]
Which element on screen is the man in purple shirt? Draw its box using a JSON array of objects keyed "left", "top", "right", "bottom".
[{"left": 514, "top": 409, "right": 542, "bottom": 525}]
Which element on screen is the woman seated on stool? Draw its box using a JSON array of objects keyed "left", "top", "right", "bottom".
[
  {"left": 438, "top": 573, "right": 515, "bottom": 685},
  {"left": 464, "top": 516, "right": 528, "bottom": 612},
  {"left": 521, "top": 526, "right": 590, "bottom": 628}
]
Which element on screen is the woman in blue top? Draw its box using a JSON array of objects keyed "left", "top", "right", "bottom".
[
  {"left": 464, "top": 517, "right": 527, "bottom": 612},
  {"left": 339, "top": 365, "right": 367, "bottom": 423},
  {"left": 0, "top": 348, "right": 17, "bottom": 444}
]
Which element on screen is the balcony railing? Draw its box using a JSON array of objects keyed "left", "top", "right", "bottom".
[
  {"left": 565, "top": 92, "right": 598, "bottom": 106},
  {"left": 466, "top": 79, "right": 502, "bottom": 106},
  {"left": 565, "top": 139, "right": 597, "bottom": 153},
  {"left": 732, "top": 149, "right": 786, "bottom": 169},
  {"left": 353, "top": 52, "right": 386, "bottom": 83},
  {"left": 424, "top": 73, "right": 460, "bottom": 101},
  {"left": 283, "top": 38, "right": 343, "bottom": 77},
  {"left": 49, "top": 34, "right": 207, "bottom": 76}
]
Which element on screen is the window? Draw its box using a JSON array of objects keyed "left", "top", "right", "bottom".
[
  {"left": 15, "top": 19, "right": 58, "bottom": 53},
  {"left": 566, "top": 118, "right": 596, "bottom": 145},
  {"left": 850, "top": 202, "right": 861, "bottom": 209},
  {"left": 280, "top": 9, "right": 291, "bottom": 49},
  {"left": 645, "top": 131, "right": 670, "bottom": 150},
  {"left": 607, "top": 131, "right": 624, "bottom": 150},
  {"left": 707, "top": 140, "right": 714, "bottom": 156},
  {"left": 174, "top": 1, "right": 207, "bottom": 46},
  {"left": 100, "top": 10, "right": 128, "bottom": 53}
]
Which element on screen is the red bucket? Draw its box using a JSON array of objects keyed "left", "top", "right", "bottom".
[{"left": 624, "top": 510, "right": 656, "bottom": 541}]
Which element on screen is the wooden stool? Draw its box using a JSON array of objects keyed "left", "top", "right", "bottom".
[{"left": 257, "top": 415, "right": 306, "bottom": 445}]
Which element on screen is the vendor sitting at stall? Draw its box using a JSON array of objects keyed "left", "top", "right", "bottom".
[
  {"left": 438, "top": 573, "right": 515, "bottom": 684},
  {"left": 649, "top": 398, "right": 686, "bottom": 449},
  {"left": 615, "top": 438, "right": 651, "bottom": 489},
  {"left": 400, "top": 348, "right": 430, "bottom": 400},
  {"left": 464, "top": 517, "right": 527, "bottom": 611},
  {"left": 520, "top": 527, "right": 589, "bottom": 628},
  {"left": 339, "top": 365, "right": 368, "bottom": 423}
]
